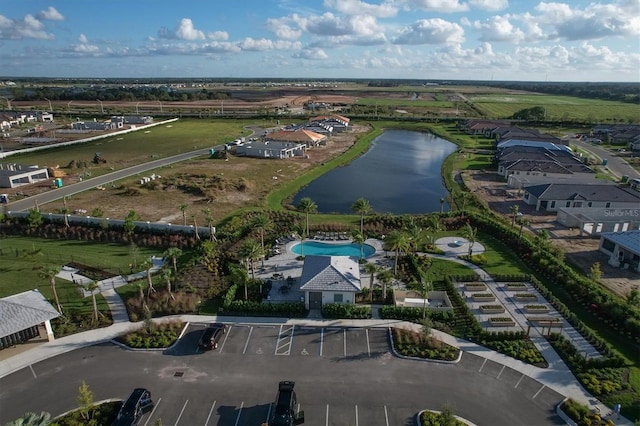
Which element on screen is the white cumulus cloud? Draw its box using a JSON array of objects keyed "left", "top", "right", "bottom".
[
  {"left": 473, "top": 15, "right": 524, "bottom": 42},
  {"left": 468, "top": 0, "right": 508, "bottom": 12},
  {"left": 393, "top": 18, "right": 465, "bottom": 45},
  {"left": 399, "top": 0, "right": 469, "bottom": 13},
  {"left": 37, "top": 6, "right": 64, "bottom": 21},
  {"left": 158, "top": 18, "right": 205, "bottom": 40},
  {"left": 323, "top": 0, "right": 398, "bottom": 18}
]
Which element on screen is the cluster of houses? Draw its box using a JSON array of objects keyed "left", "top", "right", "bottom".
[
  {"left": 234, "top": 114, "right": 350, "bottom": 159},
  {"left": 461, "top": 119, "right": 640, "bottom": 273},
  {"left": 1, "top": 110, "right": 54, "bottom": 132},
  {"left": 591, "top": 124, "right": 640, "bottom": 153},
  {"left": 70, "top": 115, "right": 153, "bottom": 131}
]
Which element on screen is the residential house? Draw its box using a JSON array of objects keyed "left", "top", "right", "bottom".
[
  {"left": 523, "top": 183, "right": 640, "bottom": 212},
  {"left": 1, "top": 289, "right": 60, "bottom": 349},
  {"left": 71, "top": 119, "right": 115, "bottom": 131},
  {"left": 0, "top": 163, "right": 50, "bottom": 188},
  {"left": 266, "top": 129, "right": 327, "bottom": 147},
  {"left": 235, "top": 141, "right": 306, "bottom": 159},
  {"left": 299, "top": 256, "right": 361, "bottom": 310},
  {"left": 598, "top": 230, "right": 640, "bottom": 272}
]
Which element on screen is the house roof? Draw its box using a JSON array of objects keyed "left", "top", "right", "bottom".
[
  {"left": 600, "top": 231, "right": 640, "bottom": 256},
  {"left": 0, "top": 290, "right": 60, "bottom": 339},
  {"left": 299, "top": 255, "right": 361, "bottom": 292},
  {"left": 524, "top": 183, "right": 640, "bottom": 202},
  {"left": 267, "top": 129, "right": 326, "bottom": 144},
  {"left": 497, "top": 140, "right": 571, "bottom": 152}
]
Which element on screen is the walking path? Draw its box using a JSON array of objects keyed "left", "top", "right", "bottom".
[{"left": 1, "top": 244, "right": 632, "bottom": 424}]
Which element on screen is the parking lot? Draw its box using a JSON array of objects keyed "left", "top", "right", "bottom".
[{"left": 169, "top": 323, "right": 391, "bottom": 359}]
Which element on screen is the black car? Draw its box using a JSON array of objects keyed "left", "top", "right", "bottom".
[
  {"left": 269, "top": 381, "right": 305, "bottom": 426},
  {"left": 112, "top": 388, "right": 154, "bottom": 426},
  {"left": 198, "top": 323, "right": 226, "bottom": 350}
]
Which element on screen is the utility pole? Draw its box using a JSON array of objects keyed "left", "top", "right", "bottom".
[{"left": 96, "top": 99, "right": 104, "bottom": 114}]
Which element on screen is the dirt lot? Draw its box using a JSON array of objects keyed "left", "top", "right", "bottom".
[{"left": 462, "top": 170, "right": 639, "bottom": 298}]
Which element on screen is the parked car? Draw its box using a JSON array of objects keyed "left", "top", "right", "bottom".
[
  {"left": 198, "top": 323, "right": 226, "bottom": 350},
  {"left": 269, "top": 381, "right": 304, "bottom": 426},
  {"left": 112, "top": 388, "right": 154, "bottom": 426}
]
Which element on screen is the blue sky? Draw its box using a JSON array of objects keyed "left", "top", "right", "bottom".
[{"left": 1, "top": 0, "right": 639, "bottom": 81}]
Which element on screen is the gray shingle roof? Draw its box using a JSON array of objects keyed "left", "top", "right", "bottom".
[
  {"left": 524, "top": 183, "right": 640, "bottom": 202},
  {"left": 299, "top": 255, "right": 361, "bottom": 292},
  {"left": 0, "top": 290, "right": 60, "bottom": 339}
]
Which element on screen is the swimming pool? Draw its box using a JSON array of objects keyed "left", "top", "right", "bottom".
[{"left": 291, "top": 241, "right": 376, "bottom": 258}]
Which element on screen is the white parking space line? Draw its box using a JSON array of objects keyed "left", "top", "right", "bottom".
[
  {"left": 343, "top": 329, "right": 347, "bottom": 357},
  {"left": 365, "top": 329, "right": 371, "bottom": 357},
  {"left": 514, "top": 373, "right": 525, "bottom": 388},
  {"left": 195, "top": 329, "right": 205, "bottom": 353},
  {"left": 497, "top": 365, "right": 505, "bottom": 379},
  {"left": 320, "top": 328, "right": 324, "bottom": 357},
  {"left": 478, "top": 358, "right": 487, "bottom": 372},
  {"left": 384, "top": 405, "right": 389, "bottom": 426},
  {"left": 532, "top": 384, "right": 546, "bottom": 399},
  {"left": 29, "top": 365, "right": 36, "bottom": 378},
  {"left": 325, "top": 404, "right": 330, "bottom": 426},
  {"left": 218, "top": 326, "right": 232, "bottom": 353},
  {"left": 355, "top": 404, "right": 359, "bottom": 426},
  {"left": 242, "top": 327, "right": 254, "bottom": 355},
  {"left": 234, "top": 401, "right": 245, "bottom": 426},
  {"left": 204, "top": 400, "right": 216, "bottom": 426},
  {"left": 265, "top": 403, "right": 273, "bottom": 424},
  {"left": 174, "top": 399, "right": 188, "bottom": 425},
  {"left": 143, "top": 397, "right": 162, "bottom": 426},
  {"left": 275, "top": 324, "right": 295, "bottom": 355}
]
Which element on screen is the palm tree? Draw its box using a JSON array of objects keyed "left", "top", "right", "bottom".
[
  {"left": 377, "top": 269, "right": 394, "bottom": 303},
  {"left": 404, "top": 217, "right": 426, "bottom": 253},
  {"left": 460, "top": 192, "right": 469, "bottom": 217},
  {"left": 179, "top": 203, "right": 188, "bottom": 226},
  {"left": 426, "top": 214, "right": 441, "bottom": 244},
  {"left": 510, "top": 205, "right": 520, "bottom": 227},
  {"left": 143, "top": 259, "right": 157, "bottom": 297},
  {"left": 296, "top": 197, "right": 317, "bottom": 238},
  {"left": 384, "top": 230, "right": 411, "bottom": 276},
  {"left": 351, "top": 229, "right": 365, "bottom": 260},
  {"left": 292, "top": 222, "right": 306, "bottom": 257},
  {"left": 39, "top": 266, "right": 62, "bottom": 314},
  {"left": 6, "top": 411, "right": 51, "bottom": 426},
  {"left": 462, "top": 223, "right": 477, "bottom": 257},
  {"left": 202, "top": 208, "right": 216, "bottom": 241},
  {"left": 351, "top": 197, "right": 372, "bottom": 235},
  {"left": 228, "top": 262, "right": 251, "bottom": 300},
  {"left": 135, "top": 281, "right": 148, "bottom": 311},
  {"left": 418, "top": 270, "right": 432, "bottom": 319},
  {"left": 163, "top": 247, "right": 182, "bottom": 276},
  {"left": 535, "top": 229, "right": 550, "bottom": 249},
  {"left": 83, "top": 281, "right": 100, "bottom": 323},
  {"left": 516, "top": 216, "right": 529, "bottom": 240},
  {"left": 364, "top": 262, "right": 379, "bottom": 291},
  {"left": 160, "top": 268, "right": 175, "bottom": 301},
  {"left": 239, "top": 238, "right": 263, "bottom": 281},
  {"left": 439, "top": 197, "right": 445, "bottom": 214},
  {"left": 253, "top": 213, "right": 273, "bottom": 253}
]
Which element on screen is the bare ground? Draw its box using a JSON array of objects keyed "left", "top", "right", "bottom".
[{"left": 462, "top": 170, "right": 639, "bottom": 298}]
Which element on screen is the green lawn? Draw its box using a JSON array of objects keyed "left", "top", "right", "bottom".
[
  {"left": 0, "top": 236, "right": 160, "bottom": 312},
  {"left": 7, "top": 119, "right": 261, "bottom": 179}
]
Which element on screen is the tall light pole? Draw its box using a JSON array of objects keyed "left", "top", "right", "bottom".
[
  {"left": 157, "top": 100, "right": 163, "bottom": 113},
  {"left": 136, "top": 101, "right": 141, "bottom": 115},
  {"left": 67, "top": 100, "right": 73, "bottom": 115},
  {"left": 96, "top": 99, "right": 104, "bottom": 114},
  {"left": 44, "top": 98, "right": 52, "bottom": 112}
]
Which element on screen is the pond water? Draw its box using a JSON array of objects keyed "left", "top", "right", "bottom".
[{"left": 292, "top": 129, "right": 457, "bottom": 214}]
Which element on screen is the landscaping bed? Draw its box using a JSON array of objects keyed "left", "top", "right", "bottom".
[
  {"left": 392, "top": 327, "right": 460, "bottom": 361},
  {"left": 524, "top": 304, "right": 550, "bottom": 313},
  {"left": 66, "top": 261, "right": 115, "bottom": 282},
  {"left": 115, "top": 320, "right": 184, "bottom": 349},
  {"left": 472, "top": 293, "right": 495, "bottom": 302},
  {"left": 51, "top": 401, "right": 121, "bottom": 426},
  {"left": 505, "top": 283, "right": 528, "bottom": 291},
  {"left": 322, "top": 303, "right": 370, "bottom": 319},
  {"left": 513, "top": 293, "right": 538, "bottom": 301},
  {"left": 464, "top": 283, "right": 486, "bottom": 291},
  {"left": 479, "top": 332, "right": 548, "bottom": 367},
  {"left": 489, "top": 317, "right": 516, "bottom": 327},
  {"left": 479, "top": 304, "right": 505, "bottom": 314}
]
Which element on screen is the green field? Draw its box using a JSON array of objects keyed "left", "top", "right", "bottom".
[
  {"left": 468, "top": 93, "right": 640, "bottom": 122},
  {"left": 7, "top": 119, "right": 266, "bottom": 177},
  {"left": 0, "top": 236, "right": 160, "bottom": 312}
]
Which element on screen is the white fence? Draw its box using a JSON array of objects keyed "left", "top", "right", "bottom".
[{"left": 6, "top": 210, "right": 213, "bottom": 238}]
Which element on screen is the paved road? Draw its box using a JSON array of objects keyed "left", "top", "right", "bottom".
[
  {"left": 5, "top": 147, "right": 222, "bottom": 212},
  {"left": 573, "top": 140, "right": 640, "bottom": 180},
  {"left": 0, "top": 324, "right": 563, "bottom": 426}
]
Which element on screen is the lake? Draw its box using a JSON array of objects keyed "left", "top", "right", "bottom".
[{"left": 292, "top": 129, "right": 457, "bottom": 214}]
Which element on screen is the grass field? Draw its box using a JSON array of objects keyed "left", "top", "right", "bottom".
[
  {"left": 468, "top": 94, "right": 640, "bottom": 122},
  {"left": 0, "top": 236, "right": 160, "bottom": 311},
  {"left": 7, "top": 119, "right": 266, "bottom": 178}
]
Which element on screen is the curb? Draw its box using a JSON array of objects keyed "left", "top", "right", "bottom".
[
  {"left": 52, "top": 398, "right": 123, "bottom": 421},
  {"left": 109, "top": 320, "right": 190, "bottom": 352},
  {"left": 555, "top": 398, "right": 578, "bottom": 426},
  {"left": 415, "top": 409, "right": 477, "bottom": 426}
]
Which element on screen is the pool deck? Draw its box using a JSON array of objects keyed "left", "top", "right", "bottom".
[{"left": 256, "top": 237, "right": 391, "bottom": 303}]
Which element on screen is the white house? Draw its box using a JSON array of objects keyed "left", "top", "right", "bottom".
[
  {"left": 235, "top": 140, "right": 306, "bottom": 159},
  {"left": 299, "top": 255, "right": 361, "bottom": 310},
  {"left": 523, "top": 183, "right": 640, "bottom": 212},
  {"left": 598, "top": 230, "right": 640, "bottom": 272},
  {"left": 0, "top": 163, "right": 50, "bottom": 188}
]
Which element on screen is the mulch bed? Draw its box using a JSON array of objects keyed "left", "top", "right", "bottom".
[{"left": 66, "top": 261, "right": 114, "bottom": 281}]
